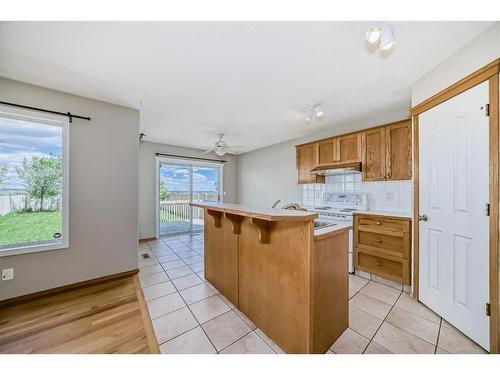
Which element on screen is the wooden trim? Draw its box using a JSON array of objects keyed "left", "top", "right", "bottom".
[
  {"left": 251, "top": 218, "right": 274, "bottom": 244},
  {"left": 489, "top": 74, "right": 499, "bottom": 354},
  {"left": 133, "top": 274, "right": 160, "bottom": 354},
  {"left": 411, "top": 59, "right": 500, "bottom": 116},
  {"left": 225, "top": 213, "right": 244, "bottom": 235},
  {"left": 412, "top": 115, "right": 419, "bottom": 300},
  {"left": 206, "top": 209, "right": 223, "bottom": 228},
  {"left": 412, "top": 63, "right": 500, "bottom": 353},
  {"left": 0, "top": 269, "right": 139, "bottom": 308},
  {"left": 139, "top": 237, "right": 156, "bottom": 243}
]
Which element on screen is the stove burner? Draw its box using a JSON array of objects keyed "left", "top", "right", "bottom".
[
  {"left": 314, "top": 206, "right": 332, "bottom": 210},
  {"left": 339, "top": 208, "right": 358, "bottom": 212}
]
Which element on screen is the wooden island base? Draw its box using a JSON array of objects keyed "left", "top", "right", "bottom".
[{"left": 192, "top": 202, "right": 349, "bottom": 354}]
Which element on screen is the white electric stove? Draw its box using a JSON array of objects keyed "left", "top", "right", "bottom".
[{"left": 308, "top": 192, "right": 368, "bottom": 273}]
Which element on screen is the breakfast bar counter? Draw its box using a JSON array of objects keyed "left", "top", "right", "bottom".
[{"left": 191, "top": 202, "right": 349, "bottom": 354}]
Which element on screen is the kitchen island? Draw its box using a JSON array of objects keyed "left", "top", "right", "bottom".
[{"left": 191, "top": 202, "right": 350, "bottom": 354}]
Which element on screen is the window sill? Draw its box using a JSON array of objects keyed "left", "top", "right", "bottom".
[{"left": 0, "top": 240, "right": 69, "bottom": 257}]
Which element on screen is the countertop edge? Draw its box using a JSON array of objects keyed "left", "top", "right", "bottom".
[
  {"left": 353, "top": 210, "right": 412, "bottom": 220},
  {"left": 191, "top": 202, "right": 318, "bottom": 222},
  {"left": 314, "top": 224, "right": 352, "bottom": 240}
]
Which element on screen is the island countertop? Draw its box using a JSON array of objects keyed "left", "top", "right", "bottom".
[
  {"left": 191, "top": 202, "right": 318, "bottom": 222},
  {"left": 195, "top": 201, "right": 349, "bottom": 353}
]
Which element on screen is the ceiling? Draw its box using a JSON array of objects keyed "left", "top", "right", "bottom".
[{"left": 0, "top": 21, "right": 493, "bottom": 154}]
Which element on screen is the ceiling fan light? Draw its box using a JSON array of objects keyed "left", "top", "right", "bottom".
[
  {"left": 379, "top": 24, "right": 396, "bottom": 50},
  {"left": 315, "top": 109, "right": 324, "bottom": 118},
  {"left": 365, "top": 26, "right": 381, "bottom": 44},
  {"left": 215, "top": 148, "right": 226, "bottom": 156}
]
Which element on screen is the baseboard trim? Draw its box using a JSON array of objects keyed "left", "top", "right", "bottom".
[
  {"left": 0, "top": 269, "right": 139, "bottom": 308},
  {"left": 139, "top": 237, "right": 156, "bottom": 243}
]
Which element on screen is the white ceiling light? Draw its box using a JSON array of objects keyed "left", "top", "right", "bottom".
[
  {"left": 365, "top": 22, "right": 396, "bottom": 51},
  {"left": 205, "top": 133, "right": 230, "bottom": 156},
  {"left": 379, "top": 23, "right": 396, "bottom": 50},
  {"left": 365, "top": 26, "right": 381, "bottom": 43},
  {"left": 314, "top": 104, "right": 325, "bottom": 118},
  {"left": 305, "top": 104, "right": 325, "bottom": 125}
]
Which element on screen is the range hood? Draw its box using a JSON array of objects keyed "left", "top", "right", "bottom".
[{"left": 310, "top": 162, "right": 362, "bottom": 176}]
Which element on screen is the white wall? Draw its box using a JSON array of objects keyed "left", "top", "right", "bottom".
[
  {"left": 412, "top": 22, "right": 500, "bottom": 105},
  {"left": 139, "top": 141, "right": 237, "bottom": 240},
  {"left": 0, "top": 77, "right": 139, "bottom": 301},
  {"left": 237, "top": 109, "right": 409, "bottom": 207}
]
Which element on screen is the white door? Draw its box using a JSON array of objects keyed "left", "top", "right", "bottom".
[{"left": 419, "top": 81, "right": 490, "bottom": 350}]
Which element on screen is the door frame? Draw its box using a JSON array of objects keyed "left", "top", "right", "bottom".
[
  {"left": 155, "top": 156, "right": 224, "bottom": 239},
  {"left": 411, "top": 59, "right": 500, "bottom": 353}
]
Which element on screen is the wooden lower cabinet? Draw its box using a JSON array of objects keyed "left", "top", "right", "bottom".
[
  {"left": 354, "top": 213, "right": 411, "bottom": 284},
  {"left": 204, "top": 212, "right": 239, "bottom": 306},
  {"left": 201, "top": 205, "right": 349, "bottom": 354}
]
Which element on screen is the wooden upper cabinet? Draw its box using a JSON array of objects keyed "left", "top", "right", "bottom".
[
  {"left": 336, "top": 133, "right": 361, "bottom": 163},
  {"left": 296, "top": 119, "right": 411, "bottom": 184},
  {"left": 296, "top": 144, "right": 325, "bottom": 184},
  {"left": 315, "top": 138, "right": 336, "bottom": 166},
  {"left": 362, "top": 127, "right": 386, "bottom": 181},
  {"left": 385, "top": 120, "right": 412, "bottom": 180}
]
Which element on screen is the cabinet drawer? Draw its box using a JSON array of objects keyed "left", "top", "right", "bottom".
[
  {"left": 355, "top": 249, "right": 410, "bottom": 284},
  {"left": 357, "top": 216, "right": 407, "bottom": 233},
  {"left": 357, "top": 231, "right": 408, "bottom": 258}
]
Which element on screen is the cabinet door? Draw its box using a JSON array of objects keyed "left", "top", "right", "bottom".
[
  {"left": 315, "top": 139, "right": 336, "bottom": 166},
  {"left": 336, "top": 133, "right": 361, "bottom": 163},
  {"left": 362, "top": 128, "right": 386, "bottom": 181},
  {"left": 296, "top": 144, "right": 324, "bottom": 184},
  {"left": 385, "top": 121, "right": 412, "bottom": 180}
]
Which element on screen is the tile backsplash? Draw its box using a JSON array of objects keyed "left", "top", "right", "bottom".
[{"left": 302, "top": 174, "right": 412, "bottom": 213}]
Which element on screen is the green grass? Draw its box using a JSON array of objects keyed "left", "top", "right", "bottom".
[{"left": 0, "top": 210, "right": 62, "bottom": 246}]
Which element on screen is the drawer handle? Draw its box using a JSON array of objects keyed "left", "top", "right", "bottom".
[
  {"left": 376, "top": 222, "right": 382, "bottom": 225},
  {"left": 376, "top": 261, "right": 382, "bottom": 267},
  {"left": 375, "top": 239, "right": 383, "bottom": 243}
]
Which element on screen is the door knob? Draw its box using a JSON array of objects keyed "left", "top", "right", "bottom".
[{"left": 419, "top": 214, "right": 429, "bottom": 222}]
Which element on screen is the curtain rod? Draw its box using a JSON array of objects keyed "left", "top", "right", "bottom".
[
  {"left": 0, "top": 100, "right": 91, "bottom": 123},
  {"left": 155, "top": 152, "right": 227, "bottom": 164}
]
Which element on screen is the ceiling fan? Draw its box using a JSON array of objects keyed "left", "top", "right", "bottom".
[{"left": 204, "top": 133, "right": 232, "bottom": 156}]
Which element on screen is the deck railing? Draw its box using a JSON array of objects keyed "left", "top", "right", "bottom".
[{"left": 159, "top": 200, "right": 209, "bottom": 222}]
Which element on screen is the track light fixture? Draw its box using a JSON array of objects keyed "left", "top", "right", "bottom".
[{"left": 365, "top": 22, "right": 396, "bottom": 51}]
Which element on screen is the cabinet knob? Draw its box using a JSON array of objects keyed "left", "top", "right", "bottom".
[
  {"left": 375, "top": 239, "right": 383, "bottom": 243},
  {"left": 376, "top": 222, "right": 382, "bottom": 225},
  {"left": 376, "top": 261, "right": 382, "bottom": 267}
]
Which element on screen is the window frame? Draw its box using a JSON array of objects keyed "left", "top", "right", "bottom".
[{"left": 0, "top": 106, "right": 69, "bottom": 257}]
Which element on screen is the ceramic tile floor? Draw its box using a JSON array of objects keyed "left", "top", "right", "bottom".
[{"left": 138, "top": 234, "right": 487, "bottom": 354}]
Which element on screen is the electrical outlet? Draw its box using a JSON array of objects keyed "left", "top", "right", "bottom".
[{"left": 2, "top": 268, "right": 14, "bottom": 281}]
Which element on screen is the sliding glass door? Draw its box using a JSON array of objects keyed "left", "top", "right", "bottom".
[
  {"left": 158, "top": 158, "right": 222, "bottom": 236},
  {"left": 191, "top": 165, "right": 221, "bottom": 233}
]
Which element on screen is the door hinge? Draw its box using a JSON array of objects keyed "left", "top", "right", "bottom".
[
  {"left": 485, "top": 103, "right": 490, "bottom": 117},
  {"left": 486, "top": 203, "right": 490, "bottom": 216},
  {"left": 486, "top": 303, "right": 491, "bottom": 316}
]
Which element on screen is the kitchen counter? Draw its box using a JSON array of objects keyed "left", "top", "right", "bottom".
[
  {"left": 314, "top": 222, "right": 352, "bottom": 240},
  {"left": 191, "top": 202, "right": 317, "bottom": 221},
  {"left": 193, "top": 202, "right": 348, "bottom": 353},
  {"left": 354, "top": 210, "right": 412, "bottom": 219}
]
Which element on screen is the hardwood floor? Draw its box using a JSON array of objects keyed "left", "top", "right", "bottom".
[{"left": 0, "top": 273, "right": 159, "bottom": 354}]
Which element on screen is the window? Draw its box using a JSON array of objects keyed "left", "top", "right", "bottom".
[{"left": 0, "top": 107, "right": 69, "bottom": 256}]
